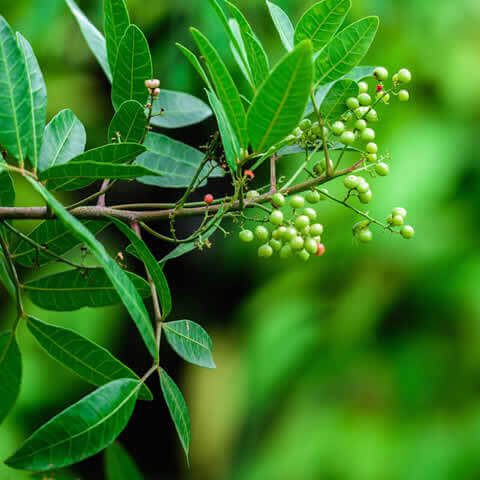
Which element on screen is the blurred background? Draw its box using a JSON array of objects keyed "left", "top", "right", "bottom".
[{"left": 2, "top": 0, "right": 480, "bottom": 478}]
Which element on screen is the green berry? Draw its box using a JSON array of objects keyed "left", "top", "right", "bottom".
[
  {"left": 357, "top": 228, "right": 373, "bottom": 243},
  {"left": 258, "top": 244, "right": 273, "bottom": 258},
  {"left": 297, "top": 249, "right": 310, "bottom": 262},
  {"left": 290, "top": 236, "right": 305, "bottom": 250},
  {"left": 346, "top": 97, "right": 360, "bottom": 109},
  {"left": 270, "top": 210, "right": 284, "bottom": 226},
  {"left": 332, "top": 121, "right": 346, "bottom": 136},
  {"left": 304, "top": 208, "right": 317, "bottom": 221},
  {"left": 273, "top": 227, "right": 286, "bottom": 240},
  {"left": 401, "top": 225, "right": 415, "bottom": 239},
  {"left": 355, "top": 107, "right": 369, "bottom": 119},
  {"left": 359, "top": 190, "right": 373, "bottom": 204},
  {"left": 295, "top": 215, "right": 310, "bottom": 230},
  {"left": 353, "top": 220, "right": 370, "bottom": 232},
  {"left": 397, "top": 68, "right": 412, "bottom": 84},
  {"left": 299, "top": 118, "right": 312, "bottom": 131},
  {"left": 358, "top": 93, "right": 372, "bottom": 106},
  {"left": 319, "top": 188, "right": 329, "bottom": 200},
  {"left": 358, "top": 81, "right": 369, "bottom": 94},
  {"left": 399, "top": 89, "right": 409, "bottom": 102},
  {"left": 344, "top": 175, "right": 360, "bottom": 190},
  {"left": 375, "top": 162, "right": 390, "bottom": 176},
  {"left": 313, "top": 160, "right": 326, "bottom": 175},
  {"left": 392, "top": 73, "right": 399, "bottom": 83},
  {"left": 272, "top": 192, "right": 286, "bottom": 207},
  {"left": 340, "top": 131, "right": 355, "bottom": 145},
  {"left": 392, "top": 215, "right": 404, "bottom": 226},
  {"left": 285, "top": 227, "right": 297, "bottom": 241},
  {"left": 374, "top": 67, "right": 389, "bottom": 81},
  {"left": 293, "top": 127, "right": 303, "bottom": 137},
  {"left": 239, "top": 229, "right": 254, "bottom": 243},
  {"left": 361, "top": 128, "right": 376, "bottom": 142},
  {"left": 255, "top": 225, "right": 270, "bottom": 242},
  {"left": 366, "top": 142, "right": 378, "bottom": 154},
  {"left": 246, "top": 190, "right": 260, "bottom": 199},
  {"left": 270, "top": 239, "right": 283, "bottom": 252},
  {"left": 355, "top": 119, "right": 367, "bottom": 131},
  {"left": 387, "top": 215, "right": 393, "bottom": 224},
  {"left": 392, "top": 207, "right": 407, "bottom": 218},
  {"left": 356, "top": 180, "right": 370, "bottom": 194},
  {"left": 279, "top": 244, "right": 293, "bottom": 259},
  {"left": 366, "top": 109, "right": 378, "bottom": 123},
  {"left": 306, "top": 190, "right": 321, "bottom": 204},
  {"left": 304, "top": 238, "right": 318, "bottom": 255},
  {"left": 290, "top": 195, "right": 305, "bottom": 209},
  {"left": 310, "top": 223, "right": 324, "bottom": 237},
  {"left": 366, "top": 154, "right": 377, "bottom": 163}
]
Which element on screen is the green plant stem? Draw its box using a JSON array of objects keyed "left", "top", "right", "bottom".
[{"left": 310, "top": 91, "right": 333, "bottom": 176}]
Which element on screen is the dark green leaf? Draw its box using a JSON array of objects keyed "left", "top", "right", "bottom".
[
  {"left": 136, "top": 133, "right": 223, "bottom": 189},
  {"left": 111, "top": 25, "right": 152, "bottom": 111},
  {"left": 26, "top": 178, "right": 158, "bottom": 360},
  {"left": 266, "top": 1, "right": 294, "bottom": 52},
  {"left": 294, "top": 0, "right": 351, "bottom": 52},
  {"left": 104, "top": 0, "right": 130, "bottom": 73},
  {"left": 0, "top": 250, "right": 16, "bottom": 298},
  {"left": 24, "top": 269, "right": 151, "bottom": 311},
  {"left": 0, "top": 16, "right": 33, "bottom": 164},
  {"left": 163, "top": 320, "right": 215, "bottom": 369},
  {"left": 105, "top": 443, "right": 144, "bottom": 480},
  {"left": 38, "top": 109, "right": 86, "bottom": 172},
  {"left": 31, "top": 471, "right": 79, "bottom": 480},
  {"left": 248, "top": 40, "right": 313, "bottom": 152},
  {"left": 158, "top": 368, "right": 191, "bottom": 460},
  {"left": 0, "top": 331, "right": 22, "bottom": 425},
  {"left": 0, "top": 169, "right": 14, "bottom": 207},
  {"left": 26, "top": 316, "right": 152, "bottom": 401},
  {"left": 320, "top": 78, "right": 359, "bottom": 121},
  {"left": 65, "top": 0, "right": 112, "bottom": 82},
  {"left": 176, "top": 43, "right": 213, "bottom": 91},
  {"left": 16, "top": 33, "right": 47, "bottom": 170},
  {"left": 109, "top": 217, "right": 172, "bottom": 318},
  {"left": 12, "top": 220, "right": 107, "bottom": 268},
  {"left": 150, "top": 89, "right": 212, "bottom": 129},
  {"left": 6, "top": 379, "right": 140, "bottom": 471},
  {"left": 315, "top": 17, "right": 379, "bottom": 85},
  {"left": 108, "top": 100, "right": 147, "bottom": 144}
]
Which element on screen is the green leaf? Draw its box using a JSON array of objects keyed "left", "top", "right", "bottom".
[
  {"left": 109, "top": 217, "right": 172, "bottom": 318},
  {"left": 0, "top": 331, "right": 22, "bottom": 425},
  {"left": 5, "top": 379, "right": 140, "bottom": 471},
  {"left": 31, "top": 471, "right": 79, "bottom": 480},
  {"left": 342, "top": 65, "right": 376, "bottom": 81},
  {"left": 150, "top": 89, "right": 212, "bottom": 129},
  {"left": 111, "top": 25, "right": 152, "bottom": 111},
  {"left": 26, "top": 316, "right": 152, "bottom": 401},
  {"left": 0, "top": 250, "right": 16, "bottom": 298},
  {"left": 266, "top": 1, "right": 294, "bottom": 52},
  {"left": 294, "top": 0, "right": 351, "bottom": 52},
  {"left": 320, "top": 78, "right": 359, "bottom": 121},
  {"left": 158, "top": 368, "right": 191, "bottom": 460},
  {"left": 136, "top": 133, "right": 223, "bottom": 189},
  {"left": 176, "top": 43, "right": 213, "bottom": 91},
  {"left": 163, "top": 320, "right": 215, "bottom": 369},
  {"left": 0, "top": 169, "right": 14, "bottom": 207},
  {"left": 104, "top": 0, "right": 130, "bottom": 73},
  {"left": 190, "top": 28, "right": 248, "bottom": 149},
  {"left": 65, "top": 0, "right": 112, "bottom": 82},
  {"left": 38, "top": 109, "right": 87, "bottom": 172},
  {"left": 16, "top": 33, "right": 47, "bottom": 170},
  {"left": 23, "top": 269, "right": 151, "bottom": 311},
  {"left": 315, "top": 17, "right": 379, "bottom": 85},
  {"left": 108, "top": 100, "right": 147, "bottom": 144},
  {"left": 105, "top": 443, "right": 144, "bottom": 480},
  {"left": 0, "top": 16, "right": 33, "bottom": 164},
  {"left": 26, "top": 178, "right": 158, "bottom": 360},
  {"left": 12, "top": 220, "right": 107, "bottom": 268},
  {"left": 247, "top": 40, "right": 313, "bottom": 153}
]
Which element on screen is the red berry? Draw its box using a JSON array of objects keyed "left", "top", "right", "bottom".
[
  {"left": 376, "top": 84, "right": 383, "bottom": 93},
  {"left": 316, "top": 243, "right": 326, "bottom": 256},
  {"left": 204, "top": 194, "right": 214, "bottom": 204},
  {"left": 244, "top": 169, "right": 255, "bottom": 180}
]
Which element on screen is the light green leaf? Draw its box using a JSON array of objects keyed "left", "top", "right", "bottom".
[
  {"left": 23, "top": 269, "right": 151, "bottom": 311},
  {"left": 111, "top": 25, "right": 152, "bottom": 111},
  {"left": 12, "top": 220, "right": 107, "bottom": 268},
  {"left": 0, "top": 331, "right": 21, "bottom": 426},
  {"left": 105, "top": 443, "right": 144, "bottom": 480},
  {"left": 104, "top": 0, "right": 130, "bottom": 73},
  {"left": 150, "top": 89, "right": 212, "bottom": 129},
  {"left": 176, "top": 43, "right": 213, "bottom": 91},
  {"left": 136, "top": 133, "right": 223, "bottom": 189},
  {"left": 247, "top": 40, "right": 313, "bottom": 153},
  {"left": 0, "top": 16, "right": 33, "bottom": 164},
  {"left": 294, "top": 0, "right": 351, "bottom": 52},
  {"left": 5, "top": 379, "right": 140, "bottom": 471},
  {"left": 320, "top": 78, "right": 359, "bottom": 121},
  {"left": 26, "top": 316, "right": 152, "bottom": 401},
  {"left": 110, "top": 217, "right": 172, "bottom": 318},
  {"left": 163, "top": 320, "right": 215, "bottom": 369},
  {"left": 0, "top": 250, "right": 16, "bottom": 298},
  {"left": 108, "top": 100, "right": 147, "bottom": 144},
  {"left": 16, "top": 33, "right": 47, "bottom": 170},
  {"left": 158, "top": 368, "right": 191, "bottom": 460},
  {"left": 315, "top": 17, "right": 379, "bottom": 85},
  {"left": 38, "top": 109, "right": 86, "bottom": 172},
  {"left": 190, "top": 28, "right": 248, "bottom": 148},
  {"left": 26, "top": 178, "right": 158, "bottom": 360},
  {"left": 266, "top": 1, "right": 294, "bottom": 52},
  {"left": 65, "top": 0, "right": 112, "bottom": 82},
  {"left": 342, "top": 65, "right": 376, "bottom": 81}
]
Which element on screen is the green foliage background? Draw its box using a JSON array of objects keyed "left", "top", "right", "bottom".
[{"left": 2, "top": 0, "right": 480, "bottom": 478}]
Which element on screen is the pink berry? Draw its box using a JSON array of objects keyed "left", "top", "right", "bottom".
[
  {"left": 316, "top": 243, "right": 326, "bottom": 256},
  {"left": 204, "top": 194, "right": 214, "bottom": 205},
  {"left": 376, "top": 85, "right": 383, "bottom": 93}
]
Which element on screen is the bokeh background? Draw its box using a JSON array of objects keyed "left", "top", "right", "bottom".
[{"left": 1, "top": 0, "right": 480, "bottom": 478}]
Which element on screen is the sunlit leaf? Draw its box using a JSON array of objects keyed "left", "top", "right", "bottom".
[
  {"left": 266, "top": 1, "right": 294, "bottom": 52},
  {"left": 105, "top": 443, "right": 144, "bottom": 480},
  {"left": 104, "top": 0, "right": 130, "bottom": 73},
  {"left": 108, "top": 100, "right": 147, "bottom": 144},
  {"left": 0, "top": 331, "right": 21, "bottom": 426}
]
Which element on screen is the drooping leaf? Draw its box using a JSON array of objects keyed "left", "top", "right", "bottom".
[
  {"left": 315, "top": 17, "right": 379, "bottom": 85},
  {"left": 247, "top": 40, "right": 313, "bottom": 153},
  {"left": 266, "top": 1, "right": 294, "bottom": 52},
  {"left": 190, "top": 28, "right": 248, "bottom": 148},
  {"left": 5, "top": 379, "right": 140, "bottom": 471},
  {"left": 12, "top": 220, "right": 107, "bottom": 268},
  {"left": 108, "top": 100, "right": 147, "bottom": 144},
  {"left": 104, "top": 0, "right": 130, "bottom": 73},
  {"left": 0, "top": 16, "right": 33, "bottom": 164},
  {"left": 175, "top": 43, "right": 213, "bottom": 91},
  {"left": 320, "top": 78, "right": 359, "bottom": 121},
  {"left": 150, "top": 89, "right": 212, "bottom": 129},
  {"left": 294, "top": 0, "right": 351, "bottom": 52},
  {"left": 111, "top": 25, "right": 152, "bottom": 111},
  {"left": 65, "top": 0, "right": 112, "bottom": 82},
  {"left": 16, "top": 33, "right": 47, "bottom": 170},
  {"left": 26, "top": 316, "right": 152, "bottom": 401},
  {"left": 158, "top": 368, "right": 191, "bottom": 460},
  {"left": 0, "top": 331, "right": 22, "bottom": 425},
  {"left": 23, "top": 269, "right": 151, "bottom": 311},
  {"left": 109, "top": 217, "right": 172, "bottom": 318},
  {"left": 136, "top": 133, "right": 223, "bottom": 189},
  {"left": 105, "top": 443, "right": 144, "bottom": 480},
  {"left": 163, "top": 320, "right": 215, "bottom": 369},
  {"left": 26, "top": 178, "right": 158, "bottom": 360},
  {"left": 0, "top": 250, "right": 16, "bottom": 298},
  {"left": 38, "top": 109, "right": 87, "bottom": 172}
]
